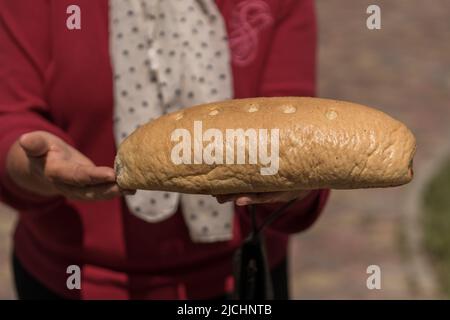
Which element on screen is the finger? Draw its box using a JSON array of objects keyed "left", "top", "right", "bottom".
[
  {"left": 215, "top": 192, "right": 260, "bottom": 203},
  {"left": 235, "top": 196, "right": 257, "bottom": 206},
  {"left": 215, "top": 192, "right": 273, "bottom": 205},
  {"left": 19, "top": 132, "right": 49, "bottom": 158},
  {"left": 217, "top": 191, "right": 307, "bottom": 206},
  {"left": 121, "top": 189, "right": 136, "bottom": 196},
  {"left": 56, "top": 183, "right": 123, "bottom": 200},
  {"left": 215, "top": 195, "right": 237, "bottom": 203},
  {"left": 235, "top": 192, "right": 287, "bottom": 206},
  {"left": 237, "top": 191, "right": 311, "bottom": 206},
  {"left": 83, "top": 166, "right": 116, "bottom": 184},
  {"left": 48, "top": 163, "right": 116, "bottom": 186},
  {"left": 295, "top": 190, "right": 312, "bottom": 201}
]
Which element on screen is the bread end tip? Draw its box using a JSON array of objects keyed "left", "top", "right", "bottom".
[{"left": 114, "top": 155, "right": 124, "bottom": 186}]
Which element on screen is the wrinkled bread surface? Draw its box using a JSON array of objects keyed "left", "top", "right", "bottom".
[{"left": 116, "top": 97, "right": 416, "bottom": 194}]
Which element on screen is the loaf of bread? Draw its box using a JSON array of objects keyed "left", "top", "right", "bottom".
[{"left": 115, "top": 97, "right": 416, "bottom": 194}]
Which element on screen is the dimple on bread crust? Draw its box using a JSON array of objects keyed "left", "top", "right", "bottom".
[{"left": 115, "top": 97, "right": 416, "bottom": 194}]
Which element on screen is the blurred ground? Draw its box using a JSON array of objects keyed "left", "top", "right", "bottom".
[
  {"left": 1, "top": 0, "right": 450, "bottom": 299},
  {"left": 290, "top": 0, "right": 450, "bottom": 299}
]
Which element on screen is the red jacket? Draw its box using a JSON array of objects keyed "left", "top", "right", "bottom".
[{"left": 0, "top": 0, "right": 329, "bottom": 299}]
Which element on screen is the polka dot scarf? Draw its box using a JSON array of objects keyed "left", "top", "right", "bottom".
[{"left": 110, "top": 0, "right": 235, "bottom": 242}]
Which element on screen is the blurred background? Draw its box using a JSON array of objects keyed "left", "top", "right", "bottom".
[{"left": 1, "top": 0, "right": 450, "bottom": 299}]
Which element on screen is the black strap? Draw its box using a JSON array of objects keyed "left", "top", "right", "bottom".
[
  {"left": 233, "top": 199, "right": 297, "bottom": 300},
  {"left": 254, "top": 199, "right": 297, "bottom": 235}
]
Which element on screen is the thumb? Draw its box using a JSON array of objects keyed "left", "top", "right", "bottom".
[{"left": 19, "top": 132, "right": 49, "bottom": 157}]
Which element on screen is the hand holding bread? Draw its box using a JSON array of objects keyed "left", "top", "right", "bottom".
[{"left": 6, "top": 131, "right": 134, "bottom": 201}]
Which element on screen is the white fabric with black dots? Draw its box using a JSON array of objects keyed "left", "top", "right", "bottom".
[{"left": 110, "top": 0, "right": 235, "bottom": 242}]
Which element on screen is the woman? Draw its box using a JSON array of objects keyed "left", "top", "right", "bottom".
[{"left": 0, "top": 0, "right": 329, "bottom": 299}]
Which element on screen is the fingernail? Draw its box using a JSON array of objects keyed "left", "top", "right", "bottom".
[
  {"left": 20, "top": 133, "right": 29, "bottom": 141},
  {"left": 236, "top": 198, "right": 250, "bottom": 206}
]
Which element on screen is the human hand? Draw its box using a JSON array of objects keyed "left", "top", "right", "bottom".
[
  {"left": 214, "top": 190, "right": 312, "bottom": 206},
  {"left": 6, "top": 131, "right": 134, "bottom": 200}
]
